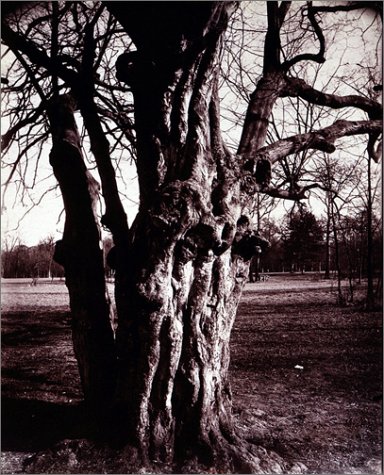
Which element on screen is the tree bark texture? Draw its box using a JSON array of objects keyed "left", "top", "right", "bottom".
[
  {"left": 47, "top": 95, "right": 116, "bottom": 419},
  {"left": 105, "top": 2, "right": 282, "bottom": 471}
]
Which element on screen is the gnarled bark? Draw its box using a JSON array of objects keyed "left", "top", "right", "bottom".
[{"left": 106, "top": 3, "right": 277, "bottom": 469}]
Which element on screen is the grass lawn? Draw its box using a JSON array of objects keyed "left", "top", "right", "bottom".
[{"left": 1, "top": 276, "right": 382, "bottom": 473}]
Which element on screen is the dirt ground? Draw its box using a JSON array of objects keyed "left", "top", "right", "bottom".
[{"left": 1, "top": 276, "right": 382, "bottom": 474}]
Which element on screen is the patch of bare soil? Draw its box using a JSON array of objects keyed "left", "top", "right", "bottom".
[{"left": 1, "top": 278, "right": 382, "bottom": 473}]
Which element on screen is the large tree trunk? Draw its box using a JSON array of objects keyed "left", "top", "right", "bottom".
[
  {"left": 115, "top": 214, "right": 260, "bottom": 470},
  {"left": 106, "top": 2, "right": 282, "bottom": 471},
  {"left": 47, "top": 95, "right": 116, "bottom": 423}
]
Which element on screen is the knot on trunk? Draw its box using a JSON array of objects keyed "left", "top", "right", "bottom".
[
  {"left": 47, "top": 93, "right": 78, "bottom": 116},
  {"left": 240, "top": 172, "right": 258, "bottom": 194},
  {"left": 175, "top": 222, "right": 221, "bottom": 264},
  {"left": 101, "top": 213, "right": 115, "bottom": 231},
  {"left": 150, "top": 180, "right": 204, "bottom": 237},
  {"left": 47, "top": 94, "right": 80, "bottom": 147},
  {"left": 310, "top": 136, "right": 336, "bottom": 154},
  {"left": 255, "top": 158, "right": 272, "bottom": 187},
  {"left": 175, "top": 216, "right": 237, "bottom": 265},
  {"left": 213, "top": 221, "right": 236, "bottom": 256}
]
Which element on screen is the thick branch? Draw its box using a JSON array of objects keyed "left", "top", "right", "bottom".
[
  {"left": 237, "top": 73, "right": 286, "bottom": 156},
  {"left": 51, "top": 1, "right": 59, "bottom": 98},
  {"left": 278, "top": 2, "right": 292, "bottom": 25},
  {"left": 250, "top": 119, "right": 382, "bottom": 165},
  {"left": 76, "top": 23, "right": 129, "bottom": 242},
  {"left": 283, "top": 76, "right": 383, "bottom": 119},
  {"left": 263, "top": 2, "right": 291, "bottom": 73},
  {"left": 261, "top": 183, "right": 327, "bottom": 200},
  {"left": 237, "top": 2, "right": 292, "bottom": 156},
  {"left": 263, "top": 2, "right": 282, "bottom": 73},
  {"left": 106, "top": 2, "right": 228, "bottom": 57},
  {"left": 79, "top": 95, "right": 130, "bottom": 244},
  {"left": 313, "top": 2, "right": 382, "bottom": 18}
]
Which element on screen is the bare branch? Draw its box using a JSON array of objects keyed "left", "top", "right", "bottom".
[
  {"left": 282, "top": 76, "right": 383, "bottom": 119},
  {"left": 11, "top": 47, "right": 46, "bottom": 100},
  {"left": 261, "top": 182, "right": 328, "bottom": 200},
  {"left": 1, "top": 102, "right": 46, "bottom": 151},
  {"left": 313, "top": 2, "right": 382, "bottom": 18},
  {"left": 2, "top": 130, "right": 49, "bottom": 193},
  {"left": 248, "top": 119, "right": 382, "bottom": 165},
  {"left": 1, "top": 22, "right": 78, "bottom": 87}
]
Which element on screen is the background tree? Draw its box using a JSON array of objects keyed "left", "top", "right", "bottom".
[
  {"left": 359, "top": 151, "right": 382, "bottom": 309},
  {"left": 257, "top": 217, "right": 283, "bottom": 273},
  {"left": 314, "top": 154, "right": 363, "bottom": 301},
  {"left": 1, "top": 1, "right": 382, "bottom": 471},
  {"left": 282, "top": 208, "right": 324, "bottom": 273}
]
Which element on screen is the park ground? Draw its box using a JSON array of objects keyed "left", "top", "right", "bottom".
[{"left": 1, "top": 275, "right": 382, "bottom": 474}]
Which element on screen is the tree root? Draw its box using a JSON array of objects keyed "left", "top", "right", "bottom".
[
  {"left": 21, "top": 440, "right": 308, "bottom": 474},
  {"left": 175, "top": 429, "right": 308, "bottom": 474},
  {"left": 23, "top": 435, "right": 308, "bottom": 474}
]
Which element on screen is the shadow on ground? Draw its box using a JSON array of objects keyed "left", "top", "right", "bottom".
[{"left": 2, "top": 397, "right": 88, "bottom": 452}]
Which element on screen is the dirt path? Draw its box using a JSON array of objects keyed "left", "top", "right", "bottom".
[{"left": 1, "top": 277, "right": 382, "bottom": 473}]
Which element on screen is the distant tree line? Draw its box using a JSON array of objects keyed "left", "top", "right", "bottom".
[
  {"left": 2, "top": 236, "right": 64, "bottom": 278},
  {"left": 2, "top": 235, "right": 114, "bottom": 279},
  {"left": 257, "top": 209, "right": 382, "bottom": 282},
  {"left": 2, "top": 208, "right": 381, "bottom": 285}
]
